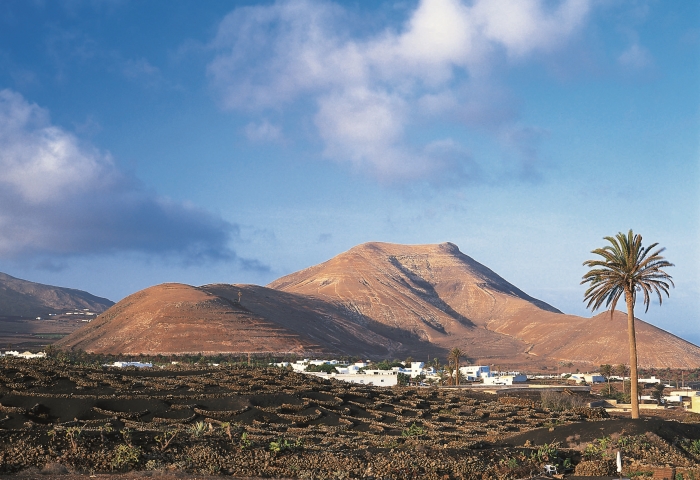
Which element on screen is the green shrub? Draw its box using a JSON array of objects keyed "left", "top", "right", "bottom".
[
  {"left": 188, "top": 421, "right": 208, "bottom": 437},
  {"left": 111, "top": 444, "right": 141, "bottom": 471},
  {"left": 402, "top": 422, "right": 426, "bottom": 437},
  {"left": 533, "top": 442, "right": 559, "bottom": 463},
  {"left": 689, "top": 439, "right": 700, "bottom": 456},
  {"left": 268, "top": 437, "right": 302, "bottom": 454},
  {"left": 240, "top": 431, "right": 252, "bottom": 449},
  {"left": 305, "top": 363, "right": 338, "bottom": 374}
]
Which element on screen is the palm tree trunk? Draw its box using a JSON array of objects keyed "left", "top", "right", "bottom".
[
  {"left": 455, "top": 358, "right": 459, "bottom": 387},
  {"left": 625, "top": 291, "right": 640, "bottom": 419}
]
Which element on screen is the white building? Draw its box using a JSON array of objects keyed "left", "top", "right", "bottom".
[
  {"left": 483, "top": 374, "right": 527, "bottom": 385},
  {"left": 306, "top": 369, "right": 398, "bottom": 386},
  {"left": 3, "top": 351, "right": 46, "bottom": 359},
  {"left": 106, "top": 361, "right": 152, "bottom": 368},
  {"left": 569, "top": 373, "right": 605, "bottom": 384},
  {"left": 459, "top": 365, "right": 491, "bottom": 381},
  {"left": 336, "top": 364, "right": 362, "bottom": 375},
  {"left": 405, "top": 362, "right": 425, "bottom": 378},
  {"left": 275, "top": 359, "right": 376, "bottom": 375}
]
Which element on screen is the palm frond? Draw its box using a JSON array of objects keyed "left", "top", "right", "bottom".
[{"left": 581, "top": 229, "right": 674, "bottom": 316}]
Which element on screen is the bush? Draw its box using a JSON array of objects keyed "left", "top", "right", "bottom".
[
  {"left": 305, "top": 363, "right": 338, "bottom": 374},
  {"left": 268, "top": 438, "right": 302, "bottom": 454},
  {"left": 402, "top": 423, "right": 426, "bottom": 437},
  {"left": 540, "top": 390, "right": 587, "bottom": 411},
  {"left": 111, "top": 444, "right": 141, "bottom": 471}
]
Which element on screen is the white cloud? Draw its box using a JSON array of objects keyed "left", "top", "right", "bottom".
[
  {"left": 0, "top": 89, "right": 237, "bottom": 261},
  {"left": 618, "top": 42, "right": 652, "bottom": 69},
  {"left": 473, "top": 0, "right": 591, "bottom": 58},
  {"left": 208, "top": 0, "right": 591, "bottom": 183},
  {"left": 244, "top": 120, "right": 282, "bottom": 142},
  {"left": 0, "top": 89, "right": 106, "bottom": 203}
]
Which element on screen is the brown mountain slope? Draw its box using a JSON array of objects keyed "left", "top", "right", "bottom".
[
  {"left": 202, "top": 283, "right": 442, "bottom": 358},
  {"left": 0, "top": 272, "right": 113, "bottom": 317},
  {"left": 55, "top": 283, "right": 326, "bottom": 356},
  {"left": 487, "top": 307, "right": 700, "bottom": 368},
  {"left": 269, "top": 242, "right": 700, "bottom": 368},
  {"left": 58, "top": 242, "right": 700, "bottom": 367}
]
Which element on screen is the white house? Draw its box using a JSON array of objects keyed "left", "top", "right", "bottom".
[
  {"left": 459, "top": 365, "right": 491, "bottom": 381},
  {"left": 336, "top": 364, "right": 361, "bottom": 375},
  {"left": 309, "top": 359, "right": 341, "bottom": 366},
  {"left": 611, "top": 375, "right": 663, "bottom": 384},
  {"left": 306, "top": 369, "right": 398, "bottom": 386},
  {"left": 106, "top": 361, "right": 152, "bottom": 368},
  {"left": 273, "top": 359, "right": 319, "bottom": 373},
  {"left": 483, "top": 374, "right": 527, "bottom": 385},
  {"left": 3, "top": 351, "right": 46, "bottom": 359},
  {"left": 407, "top": 362, "right": 425, "bottom": 378},
  {"left": 569, "top": 373, "right": 605, "bottom": 384}
]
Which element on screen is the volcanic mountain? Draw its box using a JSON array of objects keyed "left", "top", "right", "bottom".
[
  {"left": 57, "top": 242, "right": 700, "bottom": 368},
  {"left": 0, "top": 272, "right": 114, "bottom": 317}
]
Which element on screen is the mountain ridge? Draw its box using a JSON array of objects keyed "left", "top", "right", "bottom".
[
  {"left": 0, "top": 272, "right": 114, "bottom": 317},
  {"left": 56, "top": 242, "right": 700, "bottom": 368}
]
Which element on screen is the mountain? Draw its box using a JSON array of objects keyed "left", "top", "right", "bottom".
[
  {"left": 0, "top": 272, "right": 114, "bottom": 317},
  {"left": 56, "top": 242, "right": 700, "bottom": 368}
]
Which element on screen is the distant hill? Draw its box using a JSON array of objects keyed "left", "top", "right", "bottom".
[
  {"left": 56, "top": 242, "right": 700, "bottom": 368},
  {"left": 0, "top": 272, "right": 113, "bottom": 317}
]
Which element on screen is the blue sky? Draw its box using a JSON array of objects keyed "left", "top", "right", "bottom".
[{"left": 0, "top": 0, "right": 698, "bottom": 345}]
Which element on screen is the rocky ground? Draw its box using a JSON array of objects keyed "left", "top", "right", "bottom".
[{"left": 0, "top": 358, "right": 698, "bottom": 479}]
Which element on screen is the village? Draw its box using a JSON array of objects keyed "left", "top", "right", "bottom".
[{"left": 273, "top": 358, "right": 700, "bottom": 414}]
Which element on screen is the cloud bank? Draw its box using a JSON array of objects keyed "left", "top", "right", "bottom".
[
  {"left": 0, "top": 89, "right": 235, "bottom": 262},
  {"left": 208, "top": 0, "right": 591, "bottom": 183}
]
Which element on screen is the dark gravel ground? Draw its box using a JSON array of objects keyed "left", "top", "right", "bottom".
[{"left": 0, "top": 358, "right": 698, "bottom": 479}]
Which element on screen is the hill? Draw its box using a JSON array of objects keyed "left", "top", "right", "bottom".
[
  {"left": 0, "top": 272, "right": 113, "bottom": 317},
  {"left": 57, "top": 242, "right": 700, "bottom": 368}
]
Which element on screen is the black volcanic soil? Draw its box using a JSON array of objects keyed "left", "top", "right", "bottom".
[
  {"left": 0, "top": 315, "right": 91, "bottom": 351},
  {"left": 0, "top": 358, "right": 698, "bottom": 479}
]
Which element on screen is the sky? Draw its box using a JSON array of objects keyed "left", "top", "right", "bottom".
[{"left": 0, "top": 0, "right": 698, "bottom": 345}]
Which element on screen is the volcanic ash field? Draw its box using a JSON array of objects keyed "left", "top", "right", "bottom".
[{"left": 0, "top": 359, "right": 699, "bottom": 478}]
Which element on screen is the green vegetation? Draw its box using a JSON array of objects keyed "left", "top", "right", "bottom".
[
  {"left": 397, "top": 372, "right": 410, "bottom": 386},
  {"left": 188, "top": 421, "right": 208, "bottom": 437},
  {"left": 373, "top": 359, "right": 405, "bottom": 370},
  {"left": 447, "top": 348, "right": 462, "bottom": 386},
  {"left": 583, "top": 434, "right": 651, "bottom": 461},
  {"left": 401, "top": 422, "right": 426, "bottom": 437},
  {"left": 268, "top": 438, "right": 302, "bottom": 454},
  {"left": 305, "top": 363, "right": 338, "bottom": 374},
  {"left": 650, "top": 383, "right": 666, "bottom": 405},
  {"left": 532, "top": 442, "right": 559, "bottom": 463},
  {"left": 111, "top": 444, "right": 141, "bottom": 471},
  {"left": 64, "top": 426, "right": 82, "bottom": 453},
  {"left": 154, "top": 429, "right": 177, "bottom": 452},
  {"left": 239, "top": 432, "right": 252, "bottom": 450}
]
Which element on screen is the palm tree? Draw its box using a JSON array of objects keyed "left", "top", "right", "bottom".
[
  {"left": 448, "top": 348, "right": 462, "bottom": 386},
  {"left": 599, "top": 364, "right": 613, "bottom": 395},
  {"left": 581, "top": 230, "right": 674, "bottom": 419}
]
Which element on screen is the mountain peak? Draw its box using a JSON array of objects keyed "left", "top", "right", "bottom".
[{"left": 57, "top": 242, "right": 700, "bottom": 368}]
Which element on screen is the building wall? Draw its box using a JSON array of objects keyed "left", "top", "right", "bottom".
[
  {"left": 691, "top": 396, "right": 700, "bottom": 414},
  {"left": 306, "top": 372, "right": 398, "bottom": 387}
]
